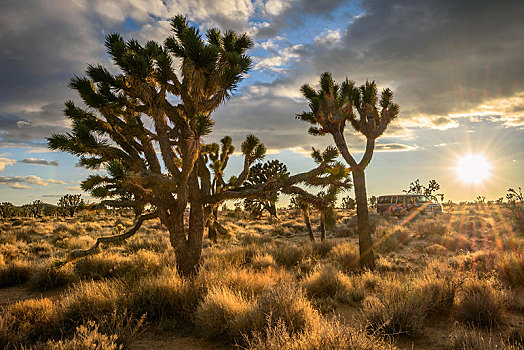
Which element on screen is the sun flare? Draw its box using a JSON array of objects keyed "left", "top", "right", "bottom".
[{"left": 455, "top": 154, "right": 491, "bottom": 183}]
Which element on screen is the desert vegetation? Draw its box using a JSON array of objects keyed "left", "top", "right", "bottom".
[{"left": 0, "top": 13, "right": 522, "bottom": 350}]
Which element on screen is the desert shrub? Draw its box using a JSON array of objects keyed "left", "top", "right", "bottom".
[
  {"left": 437, "top": 234, "right": 469, "bottom": 252},
  {"left": 118, "top": 250, "right": 162, "bottom": 279},
  {"left": 272, "top": 245, "right": 307, "bottom": 268},
  {"left": 127, "top": 270, "right": 201, "bottom": 326},
  {"left": 194, "top": 286, "right": 253, "bottom": 340},
  {"left": 236, "top": 282, "right": 321, "bottom": 340},
  {"left": 375, "top": 226, "right": 411, "bottom": 253},
  {"left": 0, "top": 259, "right": 32, "bottom": 287},
  {"left": 414, "top": 218, "right": 447, "bottom": 237},
  {"left": 240, "top": 233, "right": 273, "bottom": 246},
  {"left": 425, "top": 243, "right": 449, "bottom": 256},
  {"left": 361, "top": 281, "right": 428, "bottom": 336},
  {"left": 301, "top": 265, "right": 362, "bottom": 304},
  {"left": 418, "top": 274, "right": 456, "bottom": 314},
  {"left": 246, "top": 318, "right": 394, "bottom": 350},
  {"left": 496, "top": 252, "right": 524, "bottom": 288},
  {"left": 0, "top": 298, "right": 61, "bottom": 347},
  {"left": 310, "top": 240, "right": 335, "bottom": 258},
  {"left": 450, "top": 325, "right": 521, "bottom": 350},
  {"left": 126, "top": 233, "right": 168, "bottom": 252},
  {"left": 219, "top": 268, "right": 289, "bottom": 297},
  {"left": 61, "top": 235, "right": 96, "bottom": 250},
  {"left": 73, "top": 253, "right": 122, "bottom": 280},
  {"left": 252, "top": 253, "right": 277, "bottom": 270},
  {"left": 331, "top": 242, "right": 359, "bottom": 272},
  {"left": 454, "top": 278, "right": 503, "bottom": 327},
  {"left": 59, "top": 279, "right": 124, "bottom": 329},
  {"left": 43, "top": 321, "right": 119, "bottom": 350},
  {"left": 29, "top": 263, "right": 77, "bottom": 291}
]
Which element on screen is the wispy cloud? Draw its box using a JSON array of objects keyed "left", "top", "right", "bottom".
[
  {"left": 20, "top": 158, "right": 59, "bottom": 166},
  {"left": 0, "top": 175, "right": 47, "bottom": 189},
  {"left": 0, "top": 157, "right": 16, "bottom": 171}
]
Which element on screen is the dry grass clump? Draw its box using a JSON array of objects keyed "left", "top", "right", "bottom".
[
  {"left": 60, "top": 235, "right": 96, "bottom": 250},
  {"left": 236, "top": 282, "right": 322, "bottom": 340},
  {"left": 454, "top": 277, "right": 504, "bottom": 327},
  {"left": 272, "top": 245, "right": 308, "bottom": 268},
  {"left": 219, "top": 268, "right": 290, "bottom": 297},
  {"left": 414, "top": 218, "right": 447, "bottom": 237},
  {"left": 127, "top": 270, "right": 201, "bottom": 326},
  {"left": 240, "top": 233, "right": 273, "bottom": 246},
  {"left": 0, "top": 259, "right": 32, "bottom": 287},
  {"left": 0, "top": 243, "right": 22, "bottom": 261},
  {"left": 252, "top": 253, "right": 277, "bottom": 270},
  {"left": 449, "top": 325, "right": 521, "bottom": 350},
  {"left": 41, "top": 321, "right": 119, "bottom": 350},
  {"left": 73, "top": 250, "right": 162, "bottom": 281},
  {"left": 331, "top": 241, "right": 359, "bottom": 272},
  {"left": 310, "top": 240, "right": 335, "bottom": 258},
  {"left": 194, "top": 286, "right": 254, "bottom": 340},
  {"left": 301, "top": 265, "right": 364, "bottom": 304},
  {"left": 496, "top": 252, "right": 524, "bottom": 288},
  {"left": 361, "top": 280, "right": 428, "bottom": 337},
  {"left": 0, "top": 298, "right": 61, "bottom": 347},
  {"left": 436, "top": 234, "right": 469, "bottom": 252},
  {"left": 375, "top": 226, "right": 411, "bottom": 253},
  {"left": 29, "top": 263, "right": 77, "bottom": 291},
  {"left": 416, "top": 263, "right": 457, "bottom": 314},
  {"left": 126, "top": 232, "right": 169, "bottom": 252},
  {"left": 246, "top": 318, "right": 395, "bottom": 350}
]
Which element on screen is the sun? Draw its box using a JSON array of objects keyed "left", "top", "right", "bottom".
[{"left": 455, "top": 154, "right": 491, "bottom": 183}]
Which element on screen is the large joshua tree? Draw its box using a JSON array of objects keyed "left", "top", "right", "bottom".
[
  {"left": 49, "top": 16, "right": 338, "bottom": 276},
  {"left": 297, "top": 73, "right": 399, "bottom": 268}
]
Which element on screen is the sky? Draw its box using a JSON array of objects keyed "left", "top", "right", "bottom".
[{"left": 0, "top": 0, "right": 523, "bottom": 205}]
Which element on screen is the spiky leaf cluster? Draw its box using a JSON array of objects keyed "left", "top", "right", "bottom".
[{"left": 297, "top": 72, "right": 399, "bottom": 140}]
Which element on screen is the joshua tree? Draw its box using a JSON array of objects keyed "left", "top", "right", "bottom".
[
  {"left": 27, "top": 200, "right": 43, "bottom": 218},
  {"left": 243, "top": 160, "right": 289, "bottom": 220},
  {"left": 368, "top": 195, "right": 377, "bottom": 209},
  {"left": 290, "top": 196, "right": 315, "bottom": 241},
  {"left": 0, "top": 202, "right": 15, "bottom": 218},
  {"left": 342, "top": 196, "right": 356, "bottom": 210},
  {"left": 404, "top": 179, "right": 444, "bottom": 202},
  {"left": 48, "top": 16, "right": 339, "bottom": 276},
  {"left": 297, "top": 73, "right": 399, "bottom": 268},
  {"left": 58, "top": 194, "right": 82, "bottom": 217}
]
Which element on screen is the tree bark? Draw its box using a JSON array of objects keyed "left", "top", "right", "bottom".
[
  {"left": 303, "top": 207, "right": 314, "bottom": 242},
  {"left": 319, "top": 213, "right": 326, "bottom": 241},
  {"left": 352, "top": 169, "right": 375, "bottom": 269},
  {"left": 208, "top": 207, "right": 218, "bottom": 243}
]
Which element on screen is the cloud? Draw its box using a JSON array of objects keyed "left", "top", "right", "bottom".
[
  {"left": 0, "top": 175, "right": 48, "bottom": 189},
  {"left": 375, "top": 143, "right": 418, "bottom": 152},
  {"left": 48, "top": 179, "right": 67, "bottom": 185},
  {"left": 20, "top": 158, "right": 59, "bottom": 166},
  {"left": 0, "top": 158, "right": 16, "bottom": 171}
]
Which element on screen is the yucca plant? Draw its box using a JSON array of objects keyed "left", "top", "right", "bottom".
[
  {"left": 297, "top": 73, "right": 399, "bottom": 268},
  {"left": 49, "top": 16, "right": 339, "bottom": 276}
]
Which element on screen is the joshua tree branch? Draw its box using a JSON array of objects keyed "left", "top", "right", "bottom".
[
  {"left": 332, "top": 131, "right": 358, "bottom": 169},
  {"left": 57, "top": 212, "right": 158, "bottom": 266},
  {"left": 359, "top": 137, "right": 375, "bottom": 169}
]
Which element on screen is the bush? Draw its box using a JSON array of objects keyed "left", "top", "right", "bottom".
[
  {"left": 310, "top": 240, "right": 335, "bottom": 258},
  {"left": 450, "top": 325, "right": 522, "bottom": 350},
  {"left": 375, "top": 226, "right": 411, "bottom": 253},
  {"left": 0, "top": 259, "right": 32, "bottom": 287},
  {"left": 331, "top": 242, "right": 359, "bottom": 272},
  {"left": 0, "top": 298, "right": 61, "bottom": 347},
  {"left": 127, "top": 270, "right": 201, "bottom": 326},
  {"left": 361, "top": 282, "right": 428, "bottom": 337},
  {"left": 272, "top": 245, "right": 307, "bottom": 268},
  {"left": 246, "top": 318, "right": 394, "bottom": 350},
  {"left": 194, "top": 286, "right": 253, "bottom": 340},
  {"left": 418, "top": 273, "right": 456, "bottom": 314},
  {"left": 454, "top": 278, "right": 503, "bottom": 327},
  {"left": 301, "top": 265, "right": 362, "bottom": 304},
  {"left": 497, "top": 252, "right": 524, "bottom": 288},
  {"left": 73, "top": 253, "right": 122, "bottom": 280},
  {"left": 252, "top": 254, "right": 277, "bottom": 270},
  {"left": 43, "top": 321, "right": 119, "bottom": 350},
  {"left": 236, "top": 282, "right": 321, "bottom": 340},
  {"left": 29, "top": 264, "right": 77, "bottom": 291}
]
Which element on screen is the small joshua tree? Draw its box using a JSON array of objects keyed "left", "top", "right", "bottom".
[
  {"left": 297, "top": 73, "right": 399, "bottom": 268},
  {"left": 342, "top": 196, "right": 356, "bottom": 210},
  {"left": 58, "top": 194, "right": 82, "bottom": 217},
  {"left": 506, "top": 187, "right": 523, "bottom": 232},
  {"left": 0, "top": 202, "right": 15, "bottom": 219},
  {"left": 404, "top": 179, "right": 444, "bottom": 202},
  {"left": 27, "top": 200, "right": 43, "bottom": 218},
  {"left": 243, "top": 159, "right": 289, "bottom": 220}
]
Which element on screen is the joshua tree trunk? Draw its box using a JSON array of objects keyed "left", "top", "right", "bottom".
[
  {"left": 268, "top": 203, "right": 279, "bottom": 222},
  {"left": 303, "top": 207, "right": 315, "bottom": 241},
  {"left": 319, "top": 213, "right": 326, "bottom": 241},
  {"left": 352, "top": 169, "right": 375, "bottom": 269},
  {"left": 208, "top": 208, "right": 219, "bottom": 243}
]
